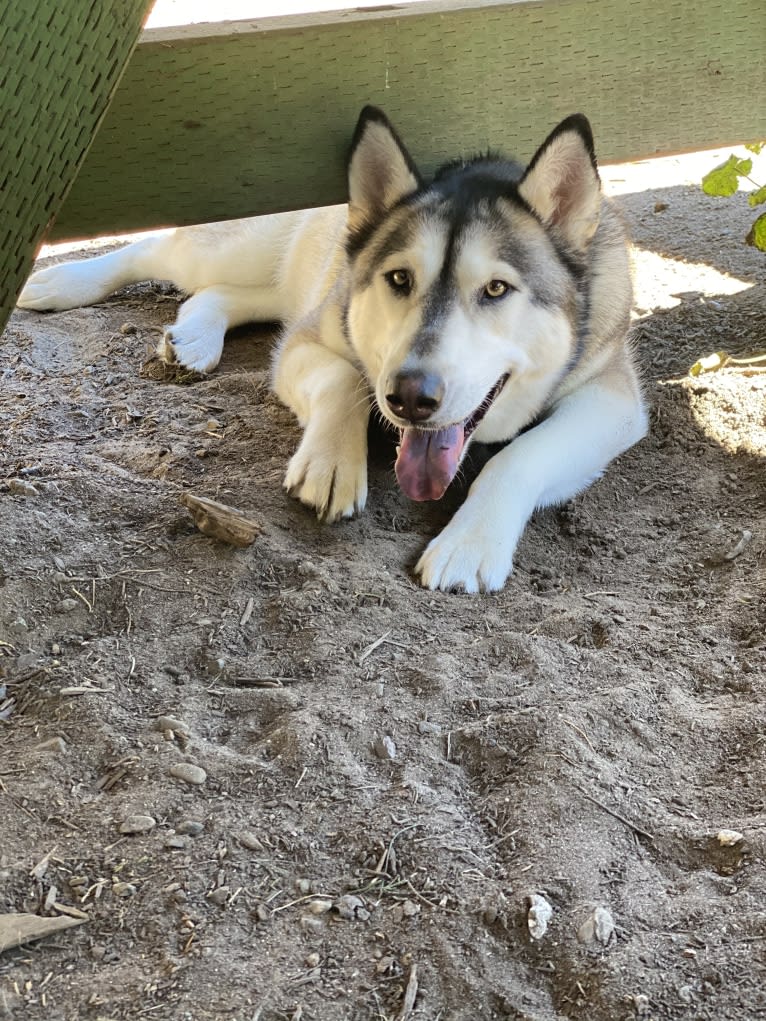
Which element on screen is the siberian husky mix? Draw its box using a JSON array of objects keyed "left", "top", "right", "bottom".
[{"left": 19, "top": 107, "right": 647, "bottom": 592}]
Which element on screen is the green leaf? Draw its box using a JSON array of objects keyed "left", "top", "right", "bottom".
[
  {"left": 746, "top": 211, "right": 766, "bottom": 251},
  {"left": 689, "top": 352, "right": 728, "bottom": 376},
  {"left": 702, "top": 155, "right": 753, "bottom": 197},
  {"left": 745, "top": 141, "right": 765, "bottom": 155},
  {"left": 748, "top": 184, "right": 766, "bottom": 207}
]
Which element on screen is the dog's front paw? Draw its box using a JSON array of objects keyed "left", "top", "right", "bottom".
[
  {"left": 17, "top": 262, "right": 110, "bottom": 311},
  {"left": 284, "top": 429, "right": 367, "bottom": 522},
  {"left": 158, "top": 323, "right": 224, "bottom": 375},
  {"left": 416, "top": 515, "right": 515, "bottom": 593}
]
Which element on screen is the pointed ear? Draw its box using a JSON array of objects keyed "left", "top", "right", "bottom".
[
  {"left": 518, "top": 114, "right": 602, "bottom": 250},
  {"left": 347, "top": 106, "right": 422, "bottom": 227}
]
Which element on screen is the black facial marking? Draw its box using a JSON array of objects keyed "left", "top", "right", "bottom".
[{"left": 411, "top": 220, "right": 458, "bottom": 356}]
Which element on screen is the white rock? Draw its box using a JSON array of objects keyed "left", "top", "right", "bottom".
[
  {"left": 716, "top": 829, "right": 744, "bottom": 846},
  {"left": 577, "top": 906, "right": 616, "bottom": 946},
  {"left": 119, "top": 814, "right": 156, "bottom": 835},
  {"left": 169, "top": 763, "right": 206, "bottom": 785},
  {"left": 373, "top": 735, "right": 396, "bottom": 760},
  {"left": 526, "top": 893, "right": 553, "bottom": 941},
  {"left": 112, "top": 882, "right": 137, "bottom": 897},
  {"left": 308, "top": 899, "right": 333, "bottom": 915},
  {"left": 155, "top": 715, "right": 191, "bottom": 737}
]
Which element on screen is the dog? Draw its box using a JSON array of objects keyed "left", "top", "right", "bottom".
[{"left": 18, "top": 107, "right": 647, "bottom": 592}]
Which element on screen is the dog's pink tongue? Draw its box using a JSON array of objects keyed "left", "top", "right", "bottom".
[{"left": 395, "top": 425, "right": 464, "bottom": 501}]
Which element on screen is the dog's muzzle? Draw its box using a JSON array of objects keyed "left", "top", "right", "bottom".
[{"left": 393, "top": 373, "right": 509, "bottom": 501}]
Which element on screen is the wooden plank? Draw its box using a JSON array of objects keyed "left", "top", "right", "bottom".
[{"left": 51, "top": 0, "right": 765, "bottom": 241}]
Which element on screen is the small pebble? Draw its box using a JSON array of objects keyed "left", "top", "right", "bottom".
[
  {"left": 201, "top": 653, "right": 228, "bottom": 678},
  {"left": 482, "top": 905, "right": 498, "bottom": 925},
  {"left": 299, "top": 915, "right": 323, "bottom": 933},
  {"left": 417, "top": 721, "right": 441, "bottom": 735},
  {"left": 238, "top": 831, "right": 264, "bottom": 851},
  {"left": 373, "top": 735, "right": 396, "bottom": 760},
  {"left": 716, "top": 829, "right": 744, "bottom": 846},
  {"left": 112, "top": 882, "right": 137, "bottom": 898},
  {"left": 56, "top": 598, "right": 80, "bottom": 613},
  {"left": 119, "top": 814, "right": 156, "bottom": 835},
  {"left": 155, "top": 715, "right": 191, "bottom": 737},
  {"left": 336, "top": 894, "right": 370, "bottom": 921},
  {"left": 305, "top": 952, "right": 320, "bottom": 968},
  {"left": 577, "top": 906, "right": 615, "bottom": 946},
  {"left": 308, "top": 899, "right": 333, "bottom": 915},
  {"left": 176, "top": 820, "right": 204, "bottom": 837},
  {"left": 169, "top": 763, "right": 207, "bottom": 785},
  {"left": 51, "top": 643, "right": 61, "bottom": 655},
  {"left": 34, "top": 737, "right": 67, "bottom": 755},
  {"left": 8, "top": 479, "right": 39, "bottom": 497},
  {"left": 296, "top": 878, "right": 311, "bottom": 895},
  {"left": 207, "top": 887, "right": 230, "bottom": 906},
  {"left": 163, "top": 835, "right": 188, "bottom": 850}
]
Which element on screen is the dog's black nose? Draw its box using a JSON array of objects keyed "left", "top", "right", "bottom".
[{"left": 385, "top": 371, "right": 444, "bottom": 423}]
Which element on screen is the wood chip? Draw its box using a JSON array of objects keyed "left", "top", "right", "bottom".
[
  {"left": 397, "top": 963, "right": 419, "bottom": 1020},
  {"left": 724, "top": 530, "right": 753, "bottom": 561},
  {"left": 0, "top": 913, "right": 86, "bottom": 954},
  {"left": 51, "top": 902, "right": 89, "bottom": 920},
  {"left": 180, "top": 493, "right": 262, "bottom": 547}
]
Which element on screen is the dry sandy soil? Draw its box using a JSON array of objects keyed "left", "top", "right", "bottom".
[{"left": 1, "top": 154, "right": 765, "bottom": 1021}]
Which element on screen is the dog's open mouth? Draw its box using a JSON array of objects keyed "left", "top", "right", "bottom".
[{"left": 395, "top": 374, "right": 509, "bottom": 502}]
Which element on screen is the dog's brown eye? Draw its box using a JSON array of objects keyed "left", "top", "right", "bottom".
[
  {"left": 386, "top": 269, "right": 413, "bottom": 294},
  {"left": 484, "top": 279, "right": 509, "bottom": 299}
]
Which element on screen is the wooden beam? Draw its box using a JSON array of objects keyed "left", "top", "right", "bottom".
[{"left": 51, "top": 0, "right": 765, "bottom": 241}]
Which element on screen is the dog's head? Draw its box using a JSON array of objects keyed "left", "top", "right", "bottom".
[{"left": 345, "top": 107, "right": 604, "bottom": 501}]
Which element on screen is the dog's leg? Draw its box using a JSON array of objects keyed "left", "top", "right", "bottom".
[
  {"left": 416, "top": 376, "right": 647, "bottom": 592},
  {"left": 274, "top": 326, "right": 370, "bottom": 521},
  {"left": 17, "top": 234, "right": 181, "bottom": 312},
  {"left": 159, "top": 285, "right": 283, "bottom": 374}
]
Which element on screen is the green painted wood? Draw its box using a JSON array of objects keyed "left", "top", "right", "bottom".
[
  {"left": 0, "top": 1, "right": 153, "bottom": 333},
  {"left": 50, "top": 0, "right": 765, "bottom": 242}
]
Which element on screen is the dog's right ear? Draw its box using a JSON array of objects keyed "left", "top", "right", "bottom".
[
  {"left": 347, "top": 107, "right": 422, "bottom": 227},
  {"left": 518, "top": 114, "right": 602, "bottom": 251}
]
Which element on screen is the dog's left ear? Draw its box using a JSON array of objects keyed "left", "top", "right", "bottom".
[
  {"left": 348, "top": 106, "right": 422, "bottom": 227},
  {"left": 518, "top": 114, "right": 601, "bottom": 251}
]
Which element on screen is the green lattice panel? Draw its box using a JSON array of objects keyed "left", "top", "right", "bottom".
[{"left": 0, "top": 1, "right": 152, "bottom": 333}]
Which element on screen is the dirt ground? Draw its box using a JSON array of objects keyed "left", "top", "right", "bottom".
[{"left": 1, "top": 159, "right": 765, "bottom": 1021}]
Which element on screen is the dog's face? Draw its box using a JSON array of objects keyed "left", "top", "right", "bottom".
[{"left": 344, "top": 108, "right": 603, "bottom": 501}]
